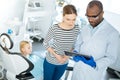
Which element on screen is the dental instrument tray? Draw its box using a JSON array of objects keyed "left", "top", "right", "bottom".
[{"left": 64, "top": 51, "right": 91, "bottom": 59}]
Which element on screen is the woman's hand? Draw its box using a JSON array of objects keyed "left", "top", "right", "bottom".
[
  {"left": 55, "top": 54, "right": 69, "bottom": 64},
  {"left": 47, "top": 47, "right": 69, "bottom": 63}
]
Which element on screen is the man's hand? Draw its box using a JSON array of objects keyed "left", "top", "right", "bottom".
[
  {"left": 73, "top": 55, "right": 96, "bottom": 68},
  {"left": 84, "top": 56, "right": 96, "bottom": 68}
]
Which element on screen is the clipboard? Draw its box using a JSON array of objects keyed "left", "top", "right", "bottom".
[{"left": 64, "top": 51, "right": 91, "bottom": 59}]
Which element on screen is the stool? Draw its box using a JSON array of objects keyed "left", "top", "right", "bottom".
[{"left": 64, "top": 66, "right": 73, "bottom": 80}]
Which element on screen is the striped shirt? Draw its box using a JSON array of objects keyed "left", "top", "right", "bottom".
[{"left": 43, "top": 24, "right": 80, "bottom": 65}]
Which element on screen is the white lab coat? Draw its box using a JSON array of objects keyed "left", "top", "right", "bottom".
[{"left": 72, "top": 19, "right": 120, "bottom": 80}]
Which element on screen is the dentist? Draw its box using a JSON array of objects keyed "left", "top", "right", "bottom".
[{"left": 72, "top": 0, "right": 120, "bottom": 80}]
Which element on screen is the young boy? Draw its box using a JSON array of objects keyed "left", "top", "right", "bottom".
[{"left": 20, "top": 41, "right": 43, "bottom": 80}]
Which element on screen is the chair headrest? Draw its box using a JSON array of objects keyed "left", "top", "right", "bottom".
[{"left": 0, "top": 33, "right": 13, "bottom": 52}]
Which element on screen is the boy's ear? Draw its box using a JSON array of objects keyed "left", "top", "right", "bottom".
[{"left": 21, "top": 48, "right": 25, "bottom": 53}]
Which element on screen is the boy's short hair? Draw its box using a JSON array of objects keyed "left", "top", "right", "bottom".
[{"left": 20, "top": 41, "right": 30, "bottom": 53}]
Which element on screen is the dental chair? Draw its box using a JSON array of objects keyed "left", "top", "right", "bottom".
[
  {"left": 107, "top": 52, "right": 120, "bottom": 80},
  {"left": 0, "top": 33, "right": 34, "bottom": 80}
]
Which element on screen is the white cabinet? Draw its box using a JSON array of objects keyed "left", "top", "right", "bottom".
[{"left": 23, "top": 0, "right": 56, "bottom": 39}]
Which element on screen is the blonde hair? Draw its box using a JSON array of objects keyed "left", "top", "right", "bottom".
[{"left": 20, "top": 41, "right": 30, "bottom": 53}]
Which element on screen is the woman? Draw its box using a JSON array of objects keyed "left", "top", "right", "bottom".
[{"left": 43, "top": 4, "right": 80, "bottom": 80}]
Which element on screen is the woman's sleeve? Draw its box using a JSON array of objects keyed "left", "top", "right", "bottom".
[{"left": 43, "top": 25, "right": 54, "bottom": 49}]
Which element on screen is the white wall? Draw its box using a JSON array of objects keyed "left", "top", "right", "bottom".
[
  {"left": 0, "top": 0, "right": 26, "bottom": 34},
  {"left": 104, "top": 11, "right": 120, "bottom": 33}
]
